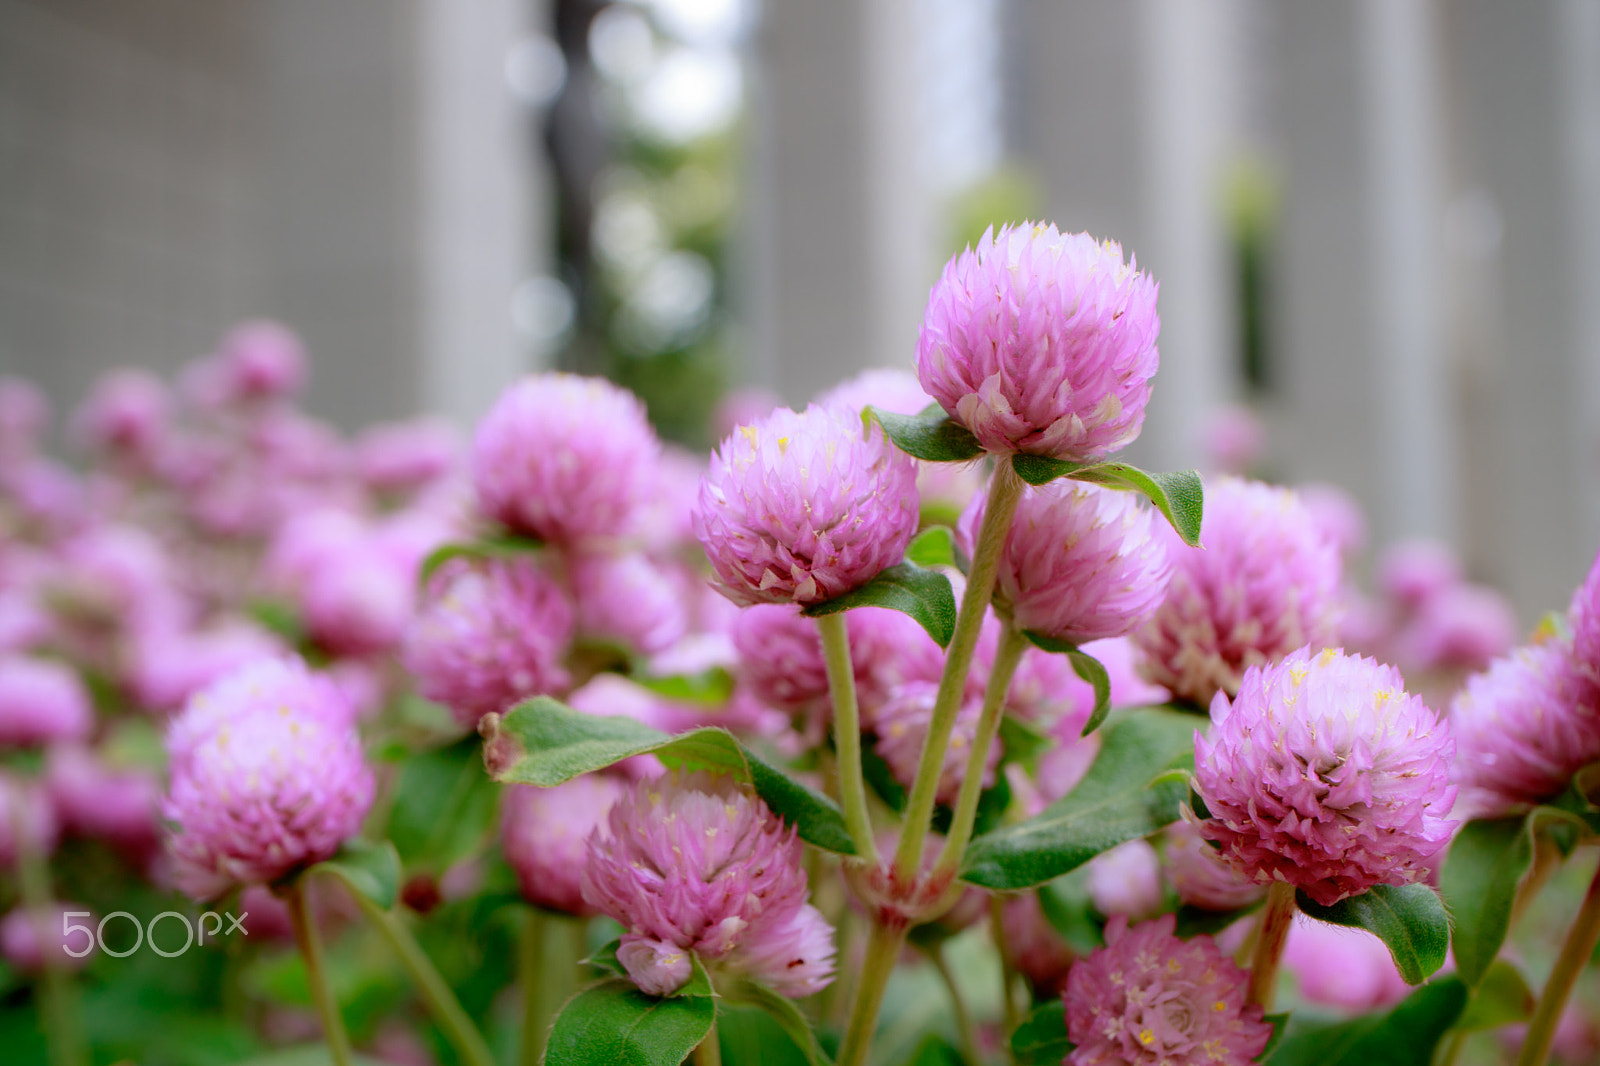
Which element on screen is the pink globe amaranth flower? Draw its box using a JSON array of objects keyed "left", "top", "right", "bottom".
[
  {"left": 0, "top": 656, "right": 92, "bottom": 747},
  {"left": 0, "top": 377, "right": 49, "bottom": 462},
  {"left": 1002, "top": 892, "right": 1076, "bottom": 997},
  {"left": 1379, "top": 538, "right": 1460, "bottom": 609},
  {"left": 571, "top": 551, "right": 687, "bottom": 656},
  {"left": 355, "top": 418, "right": 459, "bottom": 493},
  {"left": 1282, "top": 915, "right": 1412, "bottom": 1013},
  {"left": 130, "top": 623, "right": 286, "bottom": 712},
  {"left": 916, "top": 223, "right": 1160, "bottom": 462},
  {"left": 581, "top": 772, "right": 836, "bottom": 998},
  {"left": 1449, "top": 639, "right": 1600, "bottom": 817},
  {"left": 472, "top": 373, "right": 661, "bottom": 545},
  {"left": 963, "top": 480, "right": 1171, "bottom": 644},
  {"left": 1063, "top": 913, "right": 1271, "bottom": 1066},
  {"left": 1, "top": 903, "right": 93, "bottom": 972},
  {"left": 1134, "top": 478, "right": 1343, "bottom": 706},
  {"left": 53, "top": 523, "right": 190, "bottom": 632},
  {"left": 1162, "top": 819, "right": 1263, "bottom": 913},
  {"left": 694, "top": 405, "right": 919, "bottom": 608},
  {"left": 501, "top": 775, "right": 625, "bottom": 915},
  {"left": 163, "top": 657, "right": 374, "bottom": 900},
  {"left": 71, "top": 368, "right": 170, "bottom": 460},
  {"left": 215, "top": 319, "right": 308, "bottom": 402},
  {"left": 1201, "top": 404, "right": 1265, "bottom": 476},
  {"left": 300, "top": 548, "right": 415, "bottom": 658},
  {"left": 1396, "top": 583, "right": 1516, "bottom": 674},
  {"left": 1084, "top": 839, "right": 1164, "bottom": 920},
  {"left": 45, "top": 746, "right": 161, "bottom": 858},
  {"left": 1569, "top": 544, "right": 1600, "bottom": 672},
  {"left": 816, "top": 367, "right": 933, "bottom": 417},
  {"left": 1297, "top": 482, "right": 1368, "bottom": 561},
  {"left": 0, "top": 772, "right": 59, "bottom": 866},
  {"left": 403, "top": 557, "right": 574, "bottom": 728},
  {"left": 873, "top": 680, "right": 996, "bottom": 806},
  {"left": 711, "top": 386, "right": 782, "bottom": 442},
  {"left": 1194, "top": 647, "right": 1457, "bottom": 907}
]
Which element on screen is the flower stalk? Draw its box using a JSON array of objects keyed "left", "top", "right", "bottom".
[
  {"left": 286, "top": 879, "right": 353, "bottom": 1066},
  {"left": 837, "top": 921, "right": 908, "bottom": 1066},
  {"left": 1247, "top": 882, "right": 1297, "bottom": 1009},
  {"left": 816, "top": 612, "right": 878, "bottom": 864},
  {"left": 1516, "top": 858, "right": 1600, "bottom": 1066},
  {"left": 10, "top": 793, "right": 87, "bottom": 1066}
]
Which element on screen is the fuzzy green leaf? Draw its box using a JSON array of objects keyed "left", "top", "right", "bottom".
[
  {"left": 1010, "top": 1002, "right": 1074, "bottom": 1065},
  {"left": 1295, "top": 883, "right": 1450, "bottom": 986},
  {"left": 802, "top": 562, "right": 957, "bottom": 648},
  {"left": 906, "top": 525, "right": 958, "bottom": 569},
  {"left": 1439, "top": 816, "right": 1533, "bottom": 986},
  {"left": 721, "top": 981, "right": 832, "bottom": 1066},
  {"left": 544, "top": 980, "right": 716, "bottom": 1066},
  {"left": 418, "top": 533, "right": 543, "bottom": 585},
  {"left": 1021, "top": 631, "right": 1111, "bottom": 735},
  {"left": 482, "top": 697, "right": 856, "bottom": 855},
  {"left": 1010, "top": 457, "right": 1204, "bottom": 546},
  {"left": 867, "top": 404, "right": 984, "bottom": 463},
  {"left": 308, "top": 839, "right": 401, "bottom": 911},
  {"left": 1265, "top": 978, "right": 1467, "bottom": 1065}
]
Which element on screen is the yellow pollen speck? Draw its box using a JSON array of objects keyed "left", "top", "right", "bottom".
[
  {"left": 740, "top": 426, "right": 759, "bottom": 447},
  {"left": 1167, "top": 958, "right": 1181, "bottom": 972},
  {"left": 1139, "top": 1029, "right": 1155, "bottom": 1045},
  {"left": 1319, "top": 648, "right": 1337, "bottom": 667},
  {"left": 777, "top": 436, "right": 790, "bottom": 455},
  {"left": 1213, "top": 1000, "right": 1227, "bottom": 1012},
  {"left": 1289, "top": 665, "right": 1308, "bottom": 687}
]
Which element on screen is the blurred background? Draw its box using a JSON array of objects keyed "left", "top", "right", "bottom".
[{"left": 1, "top": 0, "right": 1599, "bottom": 624}]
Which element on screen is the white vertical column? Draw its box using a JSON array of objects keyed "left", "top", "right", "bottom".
[
  {"left": 1558, "top": 0, "right": 1600, "bottom": 548},
  {"left": 1359, "top": 0, "right": 1455, "bottom": 541},
  {"left": 416, "top": 0, "right": 544, "bottom": 426},
  {"left": 1139, "top": 0, "right": 1238, "bottom": 474}
]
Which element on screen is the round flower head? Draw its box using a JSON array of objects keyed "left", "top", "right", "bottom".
[
  {"left": 1282, "top": 915, "right": 1411, "bottom": 1013},
  {"left": 1162, "top": 819, "right": 1263, "bottom": 912},
  {"left": 1449, "top": 639, "right": 1600, "bottom": 817},
  {"left": 1085, "top": 838, "right": 1164, "bottom": 920},
  {"left": 916, "top": 223, "right": 1160, "bottom": 461},
  {"left": 962, "top": 480, "right": 1171, "bottom": 644},
  {"left": 163, "top": 657, "right": 374, "bottom": 900},
  {"left": 581, "top": 771, "right": 835, "bottom": 998},
  {"left": 403, "top": 557, "right": 574, "bottom": 728},
  {"left": 571, "top": 551, "right": 687, "bottom": 656},
  {"left": 472, "top": 373, "right": 660, "bottom": 545},
  {"left": 1134, "top": 478, "right": 1343, "bottom": 706},
  {"left": 215, "top": 319, "right": 308, "bottom": 402},
  {"left": 0, "top": 655, "right": 92, "bottom": 747},
  {"left": 1, "top": 903, "right": 94, "bottom": 972},
  {"left": 1064, "top": 913, "right": 1271, "bottom": 1066},
  {"left": 45, "top": 746, "right": 161, "bottom": 858},
  {"left": 71, "top": 368, "right": 170, "bottom": 460},
  {"left": 501, "top": 775, "right": 625, "bottom": 915},
  {"left": 1194, "top": 647, "right": 1456, "bottom": 906},
  {"left": 694, "top": 404, "right": 919, "bottom": 607},
  {"left": 1002, "top": 893, "right": 1076, "bottom": 997},
  {"left": 355, "top": 418, "right": 459, "bottom": 494},
  {"left": 1570, "top": 545, "right": 1600, "bottom": 672},
  {"left": 873, "top": 681, "right": 997, "bottom": 806}
]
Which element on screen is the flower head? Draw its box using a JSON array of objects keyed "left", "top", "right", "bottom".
[
  {"left": 571, "top": 551, "right": 687, "bottom": 656},
  {"left": 1282, "top": 915, "right": 1411, "bottom": 1012},
  {"left": 1064, "top": 913, "right": 1271, "bottom": 1066},
  {"left": 1570, "top": 545, "right": 1600, "bottom": 673},
  {"left": 1161, "top": 819, "right": 1263, "bottom": 913},
  {"left": 0, "top": 655, "right": 92, "bottom": 747},
  {"left": 214, "top": 320, "right": 308, "bottom": 402},
  {"left": 472, "top": 373, "right": 660, "bottom": 545},
  {"left": 694, "top": 405, "right": 918, "bottom": 607},
  {"left": 403, "top": 557, "right": 574, "bottom": 728},
  {"left": 962, "top": 480, "right": 1171, "bottom": 644},
  {"left": 1134, "top": 478, "right": 1343, "bottom": 706},
  {"left": 501, "top": 775, "right": 626, "bottom": 915},
  {"left": 581, "top": 771, "right": 835, "bottom": 997},
  {"left": 916, "top": 223, "right": 1160, "bottom": 461},
  {"left": 1194, "top": 647, "right": 1456, "bottom": 906},
  {"left": 163, "top": 656, "right": 373, "bottom": 899},
  {"left": 1449, "top": 639, "right": 1600, "bottom": 817},
  {"left": 873, "top": 681, "right": 996, "bottom": 806}
]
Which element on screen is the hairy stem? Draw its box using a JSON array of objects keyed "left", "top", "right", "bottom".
[
  {"left": 990, "top": 894, "right": 1021, "bottom": 1043},
  {"left": 347, "top": 886, "right": 496, "bottom": 1066},
  {"left": 837, "top": 921, "right": 909, "bottom": 1066},
  {"left": 10, "top": 793, "right": 86, "bottom": 1066},
  {"left": 934, "top": 622, "right": 1027, "bottom": 880},
  {"left": 693, "top": 1023, "right": 722, "bottom": 1066},
  {"left": 1247, "top": 882, "right": 1297, "bottom": 1010},
  {"left": 817, "top": 612, "right": 879, "bottom": 864},
  {"left": 928, "top": 945, "right": 981, "bottom": 1066},
  {"left": 287, "top": 879, "right": 353, "bottom": 1066},
  {"left": 1516, "top": 857, "right": 1600, "bottom": 1066},
  {"left": 894, "top": 459, "right": 1024, "bottom": 883}
]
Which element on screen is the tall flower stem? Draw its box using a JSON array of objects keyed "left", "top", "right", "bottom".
[
  {"left": 346, "top": 886, "right": 497, "bottom": 1066},
  {"left": 693, "top": 1024, "right": 722, "bottom": 1066},
  {"left": 989, "top": 894, "right": 1021, "bottom": 1039},
  {"left": 893, "top": 459, "right": 1024, "bottom": 884},
  {"left": 1247, "top": 882, "right": 1297, "bottom": 1010},
  {"left": 934, "top": 622, "right": 1027, "bottom": 880},
  {"left": 520, "top": 910, "right": 546, "bottom": 1066},
  {"left": 817, "top": 612, "right": 878, "bottom": 864},
  {"left": 837, "top": 921, "right": 909, "bottom": 1066},
  {"left": 1516, "top": 858, "right": 1600, "bottom": 1066},
  {"left": 287, "top": 879, "right": 353, "bottom": 1066},
  {"left": 928, "top": 945, "right": 981, "bottom": 1066},
  {"left": 10, "top": 794, "right": 86, "bottom": 1066}
]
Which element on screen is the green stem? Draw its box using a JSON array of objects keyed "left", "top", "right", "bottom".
[
  {"left": 287, "top": 879, "right": 354, "bottom": 1066},
  {"left": 837, "top": 921, "right": 909, "bottom": 1066},
  {"left": 521, "top": 909, "right": 548, "bottom": 1066},
  {"left": 346, "top": 888, "right": 497, "bottom": 1066},
  {"left": 1435, "top": 1031, "right": 1466, "bottom": 1066},
  {"left": 928, "top": 945, "right": 981, "bottom": 1066},
  {"left": 10, "top": 793, "right": 86, "bottom": 1066},
  {"left": 933, "top": 622, "right": 1027, "bottom": 880},
  {"left": 1247, "top": 882, "right": 1297, "bottom": 1010},
  {"left": 893, "top": 460, "right": 1024, "bottom": 884},
  {"left": 816, "top": 612, "right": 879, "bottom": 864},
  {"left": 693, "top": 1022, "right": 722, "bottom": 1066},
  {"left": 990, "top": 894, "right": 1021, "bottom": 1043},
  {"left": 1516, "top": 857, "right": 1600, "bottom": 1066}
]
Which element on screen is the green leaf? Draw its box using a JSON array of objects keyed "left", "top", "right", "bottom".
[
  {"left": 678, "top": 955, "right": 716, "bottom": 999},
  {"left": 802, "top": 562, "right": 957, "bottom": 648},
  {"left": 899, "top": 1035, "right": 965, "bottom": 1066},
  {"left": 1439, "top": 816, "right": 1533, "bottom": 986},
  {"left": 385, "top": 734, "right": 500, "bottom": 875},
  {"left": 722, "top": 981, "right": 833, "bottom": 1066},
  {"left": 1011, "top": 457, "right": 1205, "bottom": 546},
  {"left": 997, "top": 713, "right": 1052, "bottom": 771},
  {"left": 1036, "top": 870, "right": 1104, "bottom": 954},
  {"left": 1010, "top": 1002, "right": 1074, "bottom": 1066},
  {"left": 1258, "top": 1013, "right": 1291, "bottom": 1062},
  {"left": 418, "top": 533, "right": 543, "bottom": 585},
  {"left": 906, "top": 525, "right": 958, "bottom": 569},
  {"left": 1266, "top": 978, "right": 1467, "bottom": 1065},
  {"left": 634, "top": 666, "right": 737, "bottom": 706},
  {"left": 482, "top": 697, "right": 857, "bottom": 854},
  {"left": 960, "top": 708, "right": 1196, "bottom": 889},
  {"left": 867, "top": 403, "right": 984, "bottom": 463},
  {"left": 1453, "top": 960, "right": 1534, "bottom": 1032},
  {"left": 307, "top": 839, "right": 401, "bottom": 910},
  {"left": 544, "top": 980, "right": 716, "bottom": 1066},
  {"left": 1021, "top": 631, "right": 1111, "bottom": 735},
  {"left": 1294, "top": 883, "right": 1450, "bottom": 986},
  {"left": 585, "top": 939, "right": 626, "bottom": 979}
]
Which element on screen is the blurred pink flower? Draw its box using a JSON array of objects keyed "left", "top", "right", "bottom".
[
  {"left": 501, "top": 775, "right": 626, "bottom": 915},
  {"left": 0, "top": 655, "right": 92, "bottom": 747}
]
